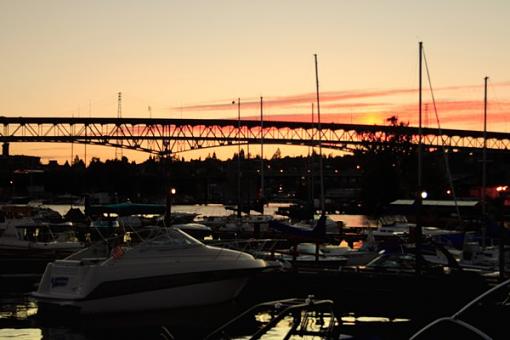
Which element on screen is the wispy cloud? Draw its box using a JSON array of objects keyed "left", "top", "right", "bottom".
[
  {"left": 169, "top": 81, "right": 510, "bottom": 131},
  {"left": 238, "top": 97, "right": 510, "bottom": 128},
  {"left": 172, "top": 81, "right": 510, "bottom": 113},
  {"left": 171, "top": 89, "right": 416, "bottom": 112},
  {"left": 386, "top": 99, "right": 510, "bottom": 125}
]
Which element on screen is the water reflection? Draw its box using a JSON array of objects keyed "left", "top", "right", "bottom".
[
  {"left": 0, "top": 328, "right": 42, "bottom": 340},
  {"left": 235, "top": 314, "right": 337, "bottom": 340},
  {"left": 0, "top": 289, "right": 415, "bottom": 340},
  {"left": 0, "top": 295, "right": 38, "bottom": 320},
  {"left": 35, "top": 301, "right": 242, "bottom": 339}
]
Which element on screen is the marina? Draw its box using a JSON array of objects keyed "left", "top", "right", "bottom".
[
  {"left": 2, "top": 2, "right": 510, "bottom": 338},
  {"left": 0, "top": 202, "right": 505, "bottom": 339}
]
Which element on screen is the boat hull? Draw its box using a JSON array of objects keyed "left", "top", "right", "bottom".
[{"left": 36, "top": 276, "right": 249, "bottom": 314}]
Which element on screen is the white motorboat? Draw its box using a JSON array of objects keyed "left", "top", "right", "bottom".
[
  {"left": 0, "top": 207, "right": 83, "bottom": 277},
  {"left": 0, "top": 221, "right": 82, "bottom": 252},
  {"left": 33, "top": 228, "right": 268, "bottom": 314}
]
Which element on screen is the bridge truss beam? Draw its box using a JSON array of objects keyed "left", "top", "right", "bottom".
[{"left": 1, "top": 117, "right": 510, "bottom": 156}]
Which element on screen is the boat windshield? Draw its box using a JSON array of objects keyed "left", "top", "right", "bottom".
[{"left": 137, "top": 228, "right": 203, "bottom": 249}]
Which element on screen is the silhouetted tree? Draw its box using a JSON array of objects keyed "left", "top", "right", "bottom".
[{"left": 355, "top": 115, "right": 415, "bottom": 214}]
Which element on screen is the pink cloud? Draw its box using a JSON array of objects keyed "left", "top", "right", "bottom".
[
  {"left": 386, "top": 99, "right": 510, "bottom": 125},
  {"left": 172, "top": 89, "right": 416, "bottom": 112},
  {"left": 240, "top": 98, "right": 510, "bottom": 129},
  {"left": 172, "top": 81, "right": 510, "bottom": 113}
]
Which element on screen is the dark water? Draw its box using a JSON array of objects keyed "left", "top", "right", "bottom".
[{"left": 0, "top": 273, "right": 427, "bottom": 340}]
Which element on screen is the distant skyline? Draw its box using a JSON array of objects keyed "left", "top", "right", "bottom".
[{"left": 1, "top": 0, "right": 509, "bottom": 163}]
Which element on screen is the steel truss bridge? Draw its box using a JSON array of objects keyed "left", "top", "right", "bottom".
[{"left": 1, "top": 117, "right": 510, "bottom": 156}]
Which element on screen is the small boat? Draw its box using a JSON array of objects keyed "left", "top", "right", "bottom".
[
  {"left": 198, "top": 213, "right": 276, "bottom": 235},
  {"left": 271, "top": 242, "right": 348, "bottom": 269},
  {"left": 0, "top": 221, "right": 82, "bottom": 252},
  {"left": 0, "top": 220, "right": 84, "bottom": 278},
  {"left": 460, "top": 240, "right": 510, "bottom": 272},
  {"left": 32, "top": 227, "right": 268, "bottom": 314}
]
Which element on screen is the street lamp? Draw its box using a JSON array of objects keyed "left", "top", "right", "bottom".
[{"left": 165, "top": 187, "right": 177, "bottom": 226}]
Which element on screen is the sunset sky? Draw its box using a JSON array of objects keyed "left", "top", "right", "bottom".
[{"left": 1, "top": 0, "right": 509, "bottom": 163}]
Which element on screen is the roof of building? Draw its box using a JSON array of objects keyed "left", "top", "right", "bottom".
[{"left": 390, "top": 199, "right": 479, "bottom": 207}]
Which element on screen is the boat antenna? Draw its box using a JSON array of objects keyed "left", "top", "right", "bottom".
[
  {"left": 314, "top": 54, "right": 325, "bottom": 216},
  {"left": 482, "top": 76, "right": 489, "bottom": 247}
]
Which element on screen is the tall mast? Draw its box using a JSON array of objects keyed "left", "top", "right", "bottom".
[
  {"left": 260, "top": 96, "right": 264, "bottom": 215},
  {"left": 309, "top": 103, "right": 315, "bottom": 205},
  {"left": 482, "top": 76, "right": 489, "bottom": 247},
  {"left": 416, "top": 41, "right": 424, "bottom": 275},
  {"left": 314, "top": 54, "right": 325, "bottom": 216},
  {"left": 418, "top": 43, "right": 423, "bottom": 192},
  {"left": 237, "top": 98, "right": 242, "bottom": 218}
]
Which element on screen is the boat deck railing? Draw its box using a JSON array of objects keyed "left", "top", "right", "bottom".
[{"left": 203, "top": 296, "right": 341, "bottom": 340}]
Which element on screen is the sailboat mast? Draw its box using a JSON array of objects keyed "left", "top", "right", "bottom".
[
  {"left": 309, "top": 103, "right": 315, "bottom": 205},
  {"left": 416, "top": 41, "right": 424, "bottom": 275},
  {"left": 260, "top": 96, "right": 264, "bottom": 215},
  {"left": 482, "top": 76, "right": 489, "bottom": 247},
  {"left": 314, "top": 54, "right": 325, "bottom": 216},
  {"left": 237, "top": 98, "right": 242, "bottom": 218},
  {"left": 418, "top": 43, "right": 423, "bottom": 190}
]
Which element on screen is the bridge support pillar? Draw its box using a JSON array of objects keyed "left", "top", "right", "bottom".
[{"left": 2, "top": 142, "right": 8, "bottom": 157}]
